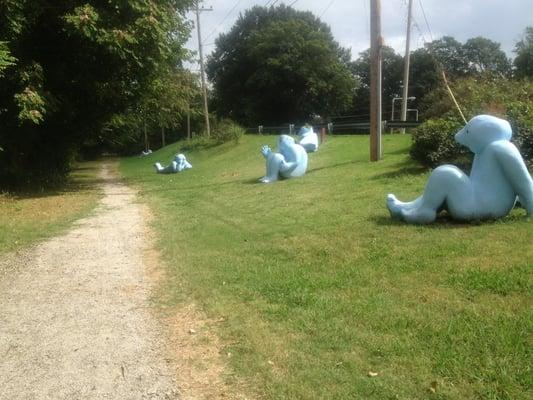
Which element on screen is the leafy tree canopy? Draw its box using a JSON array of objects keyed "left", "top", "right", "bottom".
[
  {"left": 0, "top": 0, "right": 192, "bottom": 188},
  {"left": 206, "top": 5, "right": 357, "bottom": 125},
  {"left": 514, "top": 26, "right": 533, "bottom": 79}
]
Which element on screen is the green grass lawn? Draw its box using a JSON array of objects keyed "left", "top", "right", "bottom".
[
  {"left": 121, "top": 134, "right": 532, "bottom": 400},
  {"left": 0, "top": 161, "right": 101, "bottom": 255}
]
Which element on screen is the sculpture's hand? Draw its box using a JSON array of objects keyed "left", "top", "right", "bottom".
[{"left": 261, "top": 145, "right": 272, "bottom": 158}]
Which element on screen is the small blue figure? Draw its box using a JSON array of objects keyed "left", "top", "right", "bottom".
[
  {"left": 154, "top": 153, "right": 192, "bottom": 174},
  {"left": 298, "top": 125, "right": 319, "bottom": 153},
  {"left": 387, "top": 115, "right": 533, "bottom": 223},
  {"left": 260, "top": 135, "right": 308, "bottom": 183}
]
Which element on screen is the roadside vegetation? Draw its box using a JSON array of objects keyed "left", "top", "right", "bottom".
[
  {"left": 121, "top": 135, "right": 532, "bottom": 400},
  {"left": 0, "top": 161, "right": 101, "bottom": 254}
]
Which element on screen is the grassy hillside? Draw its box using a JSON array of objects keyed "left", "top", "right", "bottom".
[{"left": 121, "top": 135, "right": 532, "bottom": 400}]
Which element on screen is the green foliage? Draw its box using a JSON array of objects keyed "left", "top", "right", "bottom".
[
  {"left": 350, "top": 46, "right": 403, "bottom": 121},
  {"left": 410, "top": 118, "right": 466, "bottom": 168},
  {"left": 0, "top": 41, "right": 16, "bottom": 77},
  {"left": 0, "top": 0, "right": 192, "bottom": 189},
  {"left": 463, "top": 37, "right": 511, "bottom": 76},
  {"left": 513, "top": 26, "right": 533, "bottom": 79},
  {"left": 206, "top": 5, "right": 357, "bottom": 125},
  {"left": 211, "top": 118, "right": 245, "bottom": 144},
  {"left": 351, "top": 35, "right": 513, "bottom": 122},
  {"left": 411, "top": 77, "right": 533, "bottom": 168}
]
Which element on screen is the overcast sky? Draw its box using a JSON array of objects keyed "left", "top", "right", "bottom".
[{"left": 184, "top": 0, "right": 532, "bottom": 71}]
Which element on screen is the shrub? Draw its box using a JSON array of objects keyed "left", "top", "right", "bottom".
[
  {"left": 211, "top": 118, "right": 245, "bottom": 144},
  {"left": 507, "top": 102, "right": 533, "bottom": 166},
  {"left": 411, "top": 77, "right": 533, "bottom": 168},
  {"left": 410, "top": 118, "right": 468, "bottom": 168}
]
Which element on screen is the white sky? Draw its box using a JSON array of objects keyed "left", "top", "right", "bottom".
[{"left": 184, "top": 0, "right": 533, "bottom": 72}]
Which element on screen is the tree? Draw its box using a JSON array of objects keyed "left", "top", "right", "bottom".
[
  {"left": 206, "top": 5, "right": 357, "bottom": 125},
  {"left": 514, "top": 26, "right": 533, "bottom": 79},
  {"left": 0, "top": 0, "right": 192, "bottom": 188},
  {"left": 463, "top": 37, "right": 511, "bottom": 76},
  {"left": 350, "top": 46, "right": 403, "bottom": 121}
]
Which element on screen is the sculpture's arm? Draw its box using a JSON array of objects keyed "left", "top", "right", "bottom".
[
  {"left": 494, "top": 142, "right": 533, "bottom": 214},
  {"left": 261, "top": 145, "right": 272, "bottom": 159},
  {"left": 279, "top": 146, "right": 299, "bottom": 173}
]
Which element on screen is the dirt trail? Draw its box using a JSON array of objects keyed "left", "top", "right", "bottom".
[{"left": 0, "top": 164, "right": 179, "bottom": 399}]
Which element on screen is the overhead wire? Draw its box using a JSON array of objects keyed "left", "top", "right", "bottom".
[
  {"left": 318, "top": 0, "right": 337, "bottom": 19},
  {"left": 203, "top": 0, "right": 242, "bottom": 42},
  {"left": 409, "top": 0, "right": 467, "bottom": 122}
]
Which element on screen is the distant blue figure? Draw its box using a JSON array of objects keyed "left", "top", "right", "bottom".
[
  {"left": 154, "top": 153, "right": 192, "bottom": 174},
  {"left": 387, "top": 115, "right": 533, "bottom": 223},
  {"left": 298, "top": 125, "right": 319, "bottom": 153},
  {"left": 260, "top": 134, "right": 308, "bottom": 183}
]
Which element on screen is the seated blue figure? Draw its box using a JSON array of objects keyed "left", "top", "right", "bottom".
[
  {"left": 260, "top": 134, "right": 308, "bottom": 183},
  {"left": 387, "top": 115, "right": 533, "bottom": 223},
  {"left": 298, "top": 125, "right": 319, "bottom": 153},
  {"left": 154, "top": 153, "right": 192, "bottom": 174}
]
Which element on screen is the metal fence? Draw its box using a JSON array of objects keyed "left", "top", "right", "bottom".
[{"left": 245, "top": 120, "right": 422, "bottom": 135}]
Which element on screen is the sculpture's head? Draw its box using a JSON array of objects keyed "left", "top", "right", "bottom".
[
  {"left": 455, "top": 115, "right": 512, "bottom": 153},
  {"left": 298, "top": 125, "right": 312, "bottom": 137},
  {"left": 278, "top": 134, "right": 295, "bottom": 150},
  {"left": 176, "top": 153, "right": 186, "bottom": 162}
]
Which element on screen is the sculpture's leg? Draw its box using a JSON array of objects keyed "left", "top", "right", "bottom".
[
  {"left": 387, "top": 194, "right": 423, "bottom": 219},
  {"left": 260, "top": 153, "right": 284, "bottom": 183},
  {"left": 388, "top": 165, "right": 472, "bottom": 224},
  {"left": 155, "top": 161, "right": 178, "bottom": 174}
]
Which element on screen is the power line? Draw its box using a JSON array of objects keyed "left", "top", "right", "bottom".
[
  {"left": 417, "top": 0, "right": 434, "bottom": 42},
  {"left": 318, "top": 0, "right": 336, "bottom": 18},
  {"left": 288, "top": 0, "right": 300, "bottom": 7},
  {"left": 203, "top": 0, "right": 242, "bottom": 42}
]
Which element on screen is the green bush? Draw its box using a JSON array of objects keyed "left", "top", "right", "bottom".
[
  {"left": 507, "top": 102, "right": 533, "bottom": 166},
  {"left": 411, "top": 77, "right": 533, "bottom": 168},
  {"left": 211, "top": 118, "right": 245, "bottom": 144},
  {"left": 410, "top": 118, "right": 468, "bottom": 168}
]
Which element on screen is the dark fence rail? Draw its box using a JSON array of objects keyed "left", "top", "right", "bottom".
[{"left": 245, "top": 120, "right": 422, "bottom": 134}]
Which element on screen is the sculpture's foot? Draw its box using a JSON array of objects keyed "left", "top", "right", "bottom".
[
  {"left": 154, "top": 162, "right": 163, "bottom": 173},
  {"left": 259, "top": 176, "right": 272, "bottom": 183},
  {"left": 386, "top": 194, "right": 404, "bottom": 219},
  {"left": 400, "top": 207, "right": 437, "bottom": 224}
]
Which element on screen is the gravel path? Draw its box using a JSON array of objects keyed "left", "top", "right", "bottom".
[{"left": 0, "top": 163, "right": 179, "bottom": 400}]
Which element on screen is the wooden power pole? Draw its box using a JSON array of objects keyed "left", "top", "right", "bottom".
[
  {"left": 369, "top": 0, "right": 382, "bottom": 161},
  {"left": 195, "top": 0, "right": 212, "bottom": 138},
  {"left": 400, "top": 0, "right": 413, "bottom": 133}
]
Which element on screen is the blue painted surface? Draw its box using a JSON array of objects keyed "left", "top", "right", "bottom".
[
  {"left": 387, "top": 115, "right": 533, "bottom": 223},
  {"left": 260, "top": 135, "right": 308, "bottom": 183}
]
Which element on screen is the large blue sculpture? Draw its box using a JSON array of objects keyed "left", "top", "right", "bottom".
[
  {"left": 298, "top": 125, "right": 319, "bottom": 153},
  {"left": 260, "top": 134, "right": 308, "bottom": 183},
  {"left": 387, "top": 115, "right": 533, "bottom": 223},
  {"left": 154, "top": 153, "right": 192, "bottom": 174}
]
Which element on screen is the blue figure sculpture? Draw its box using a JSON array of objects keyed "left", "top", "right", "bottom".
[
  {"left": 387, "top": 115, "right": 533, "bottom": 224},
  {"left": 298, "top": 125, "right": 319, "bottom": 153},
  {"left": 260, "top": 134, "right": 308, "bottom": 183},
  {"left": 154, "top": 153, "right": 192, "bottom": 174}
]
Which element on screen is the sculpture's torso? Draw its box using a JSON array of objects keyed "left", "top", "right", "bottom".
[{"left": 449, "top": 141, "right": 516, "bottom": 219}]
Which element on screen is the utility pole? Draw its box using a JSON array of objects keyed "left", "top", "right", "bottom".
[
  {"left": 369, "top": 0, "right": 382, "bottom": 161},
  {"left": 400, "top": 0, "right": 413, "bottom": 134},
  {"left": 195, "top": 0, "right": 212, "bottom": 138}
]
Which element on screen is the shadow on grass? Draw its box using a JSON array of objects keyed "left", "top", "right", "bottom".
[
  {"left": 372, "top": 212, "right": 528, "bottom": 228},
  {"left": 372, "top": 158, "right": 427, "bottom": 180}
]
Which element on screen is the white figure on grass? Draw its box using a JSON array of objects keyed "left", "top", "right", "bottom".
[
  {"left": 387, "top": 115, "right": 533, "bottom": 224},
  {"left": 154, "top": 153, "right": 192, "bottom": 174},
  {"left": 298, "top": 124, "right": 319, "bottom": 153},
  {"left": 260, "top": 135, "right": 308, "bottom": 183}
]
